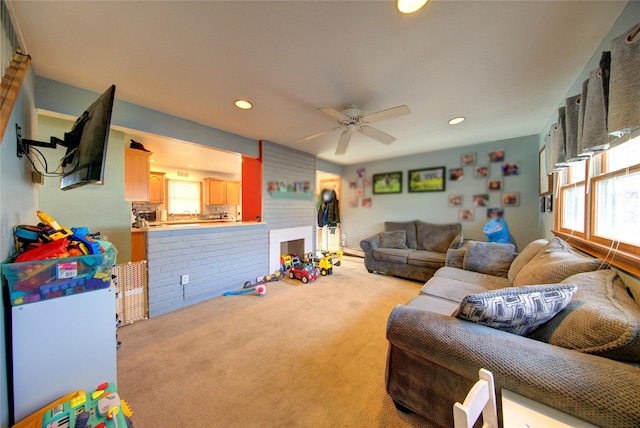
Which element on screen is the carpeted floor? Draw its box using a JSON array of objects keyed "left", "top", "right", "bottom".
[{"left": 117, "top": 256, "right": 435, "bottom": 427}]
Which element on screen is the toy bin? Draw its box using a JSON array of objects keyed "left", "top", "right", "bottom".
[{"left": 1, "top": 246, "right": 117, "bottom": 306}]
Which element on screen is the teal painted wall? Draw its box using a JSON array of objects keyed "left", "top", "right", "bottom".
[
  {"left": 36, "top": 115, "right": 131, "bottom": 262},
  {"left": 0, "top": 66, "right": 38, "bottom": 428},
  {"left": 341, "top": 135, "right": 540, "bottom": 250},
  {"left": 538, "top": 1, "right": 640, "bottom": 239}
]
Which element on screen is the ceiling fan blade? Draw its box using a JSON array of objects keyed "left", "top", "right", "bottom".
[
  {"left": 319, "top": 107, "right": 349, "bottom": 121},
  {"left": 335, "top": 130, "right": 352, "bottom": 155},
  {"left": 360, "top": 125, "right": 396, "bottom": 145},
  {"left": 362, "top": 105, "right": 411, "bottom": 123},
  {"left": 296, "top": 127, "right": 342, "bottom": 143}
]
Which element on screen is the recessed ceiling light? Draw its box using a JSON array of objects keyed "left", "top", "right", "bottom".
[
  {"left": 397, "top": 0, "right": 428, "bottom": 14},
  {"left": 234, "top": 99, "right": 253, "bottom": 110},
  {"left": 187, "top": 164, "right": 194, "bottom": 168},
  {"left": 448, "top": 117, "right": 465, "bottom": 125}
]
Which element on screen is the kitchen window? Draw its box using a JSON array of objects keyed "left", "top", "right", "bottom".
[{"left": 167, "top": 180, "right": 201, "bottom": 215}]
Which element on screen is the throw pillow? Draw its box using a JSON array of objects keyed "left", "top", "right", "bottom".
[
  {"left": 384, "top": 221, "right": 418, "bottom": 249},
  {"left": 416, "top": 222, "right": 462, "bottom": 253},
  {"left": 379, "top": 230, "right": 408, "bottom": 249},
  {"left": 462, "top": 241, "right": 515, "bottom": 278},
  {"left": 529, "top": 269, "right": 640, "bottom": 362},
  {"left": 454, "top": 283, "right": 578, "bottom": 336},
  {"left": 512, "top": 237, "right": 602, "bottom": 287},
  {"left": 507, "top": 239, "right": 549, "bottom": 284}
]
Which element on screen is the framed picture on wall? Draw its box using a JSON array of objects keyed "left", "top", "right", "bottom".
[
  {"left": 449, "top": 168, "right": 464, "bottom": 181},
  {"left": 501, "top": 192, "right": 520, "bottom": 207},
  {"left": 539, "top": 146, "right": 553, "bottom": 195},
  {"left": 459, "top": 209, "right": 474, "bottom": 221},
  {"left": 448, "top": 195, "right": 463, "bottom": 207},
  {"left": 472, "top": 194, "right": 489, "bottom": 207},
  {"left": 487, "top": 208, "right": 504, "bottom": 218},
  {"left": 408, "top": 166, "right": 446, "bottom": 192},
  {"left": 502, "top": 162, "right": 520, "bottom": 176},
  {"left": 372, "top": 171, "right": 403, "bottom": 194},
  {"left": 546, "top": 194, "right": 554, "bottom": 212},
  {"left": 474, "top": 165, "right": 489, "bottom": 178},
  {"left": 461, "top": 152, "right": 476, "bottom": 166},
  {"left": 488, "top": 149, "right": 505, "bottom": 162},
  {"left": 487, "top": 178, "right": 503, "bottom": 191}
]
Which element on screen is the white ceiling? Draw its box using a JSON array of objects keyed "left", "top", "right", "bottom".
[{"left": 9, "top": 0, "right": 627, "bottom": 166}]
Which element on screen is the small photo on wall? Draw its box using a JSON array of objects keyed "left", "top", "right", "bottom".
[
  {"left": 357, "top": 168, "right": 366, "bottom": 178},
  {"left": 448, "top": 194, "right": 463, "bottom": 207},
  {"left": 501, "top": 192, "right": 520, "bottom": 207},
  {"left": 474, "top": 165, "right": 489, "bottom": 178},
  {"left": 472, "top": 194, "right": 489, "bottom": 207},
  {"left": 362, "top": 198, "right": 372, "bottom": 208},
  {"left": 487, "top": 207, "right": 504, "bottom": 218},
  {"left": 349, "top": 198, "right": 357, "bottom": 208},
  {"left": 349, "top": 180, "right": 357, "bottom": 189},
  {"left": 488, "top": 149, "right": 505, "bottom": 163},
  {"left": 487, "top": 178, "right": 503, "bottom": 191},
  {"left": 461, "top": 152, "right": 476, "bottom": 166},
  {"left": 449, "top": 168, "right": 464, "bottom": 181},
  {"left": 540, "top": 196, "right": 546, "bottom": 213},
  {"left": 459, "top": 209, "right": 475, "bottom": 221},
  {"left": 546, "top": 195, "right": 554, "bottom": 212},
  {"left": 356, "top": 188, "right": 364, "bottom": 197},
  {"left": 502, "top": 162, "right": 520, "bottom": 176}
]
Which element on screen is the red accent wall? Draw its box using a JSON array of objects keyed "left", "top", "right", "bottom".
[{"left": 242, "top": 140, "right": 263, "bottom": 222}]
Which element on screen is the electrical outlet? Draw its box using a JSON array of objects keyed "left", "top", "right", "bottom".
[{"left": 180, "top": 274, "right": 189, "bottom": 285}]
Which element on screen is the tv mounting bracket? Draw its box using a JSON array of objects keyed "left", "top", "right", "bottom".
[{"left": 16, "top": 123, "right": 69, "bottom": 159}]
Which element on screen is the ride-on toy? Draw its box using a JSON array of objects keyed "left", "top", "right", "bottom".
[{"left": 288, "top": 264, "right": 318, "bottom": 283}]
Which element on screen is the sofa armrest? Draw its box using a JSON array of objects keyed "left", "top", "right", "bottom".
[
  {"left": 359, "top": 234, "right": 381, "bottom": 254},
  {"left": 387, "top": 305, "right": 640, "bottom": 427}
]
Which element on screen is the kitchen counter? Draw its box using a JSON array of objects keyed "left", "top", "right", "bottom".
[{"left": 132, "top": 220, "right": 266, "bottom": 232}]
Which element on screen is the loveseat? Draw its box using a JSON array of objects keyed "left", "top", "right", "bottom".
[
  {"left": 360, "top": 221, "right": 462, "bottom": 282},
  {"left": 386, "top": 237, "right": 640, "bottom": 428}
]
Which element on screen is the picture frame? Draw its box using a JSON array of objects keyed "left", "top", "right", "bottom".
[
  {"left": 356, "top": 188, "right": 364, "bottom": 197},
  {"left": 362, "top": 198, "right": 372, "bottom": 208},
  {"left": 408, "top": 166, "right": 446, "bottom": 193},
  {"left": 487, "top": 207, "right": 504, "bottom": 218},
  {"left": 472, "top": 193, "right": 489, "bottom": 207},
  {"left": 488, "top": 149, "right": 505, "bottom": 163},
  {"left": 501, "top": 192, "right": 520, "bottom": 207},
  {"left": 449, "top": 168, "right": 464, "bottom": 181},
  {"left": 545, "top": 194, "right": 554, "bottom": 212},
  {"left": 487, "top": 178, "right": 503, "bottom": 191},
  {"left": 448, "top": 194, "right": 463, "bottom": 207},
  {"left": 539, "top": 146, "right": 553, "bottom": 195},
  {"left": 474, "top": 165, "right": 489, "bottom": 178},
  {"left": 540, "top": 196, "right": 546, "bottom": 213},
  {"left": 372, "top": 171, "right": 403, "bottom": 194},
  {"left": 461, "top": 152, "right": 476, "bottom": 166},
  {"left": 459, "top": 209, "right": 474, "bottom": 221},
  {"left": 502, "top": 162, "right": 520, "bottom": 176}
]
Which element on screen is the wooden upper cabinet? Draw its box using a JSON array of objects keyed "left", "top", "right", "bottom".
[
  {"left": 124, "top": 148, "right": 151, "bottom": 202},
  {"left": 204, "top": 178, "right": 241, "bottom": 205},
  {"left": 226, "top": 181, "right": 241, "bottom": 206},
  {"left": 205, "top": 179, "right": 226, "bottom": 205},
  {"left": 149, "top": 171, "right": 166, "bottom": 205}
]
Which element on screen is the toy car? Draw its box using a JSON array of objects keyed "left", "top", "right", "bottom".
[
  {"left": 288, "top": 264, "right": 318, "bottom": 284},
  {"left": 314, "top": 254, "right": 333, "bottom": 276}
]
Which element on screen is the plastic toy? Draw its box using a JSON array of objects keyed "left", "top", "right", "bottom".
[
  {"left": 71, "top": 227, "right": 103, "bottom": 255},
  {"left": 12, "top": 381, "right": 132, "bottom": 428},
  {"left": 315, "top": 254, "right": 333, "bottom": 276},
  {"left": 243, "top": 271, "right": 282, "bottom": 289},
  {"left": 36, "top": 210, "right": 73, "bottom": 241},
  {"left": 280, "top": 255, "right": 293, "bottom": 272},
  {"left": 14, "top": 238, "right": 70, "bottom": 263},
  {"left": 224, "top": 284, "right": 267, "bottom": 297},
  {"left": 288, "top": 264, "right": 318, "bottom": 284}
]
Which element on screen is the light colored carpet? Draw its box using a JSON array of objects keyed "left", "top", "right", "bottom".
[{"left": 117, "top": 256, "right": 434, "bottom": 427}]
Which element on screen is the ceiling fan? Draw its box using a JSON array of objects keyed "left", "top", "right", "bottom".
[{"left": 297, "top": 104, "right": 411, "bottom": 155}]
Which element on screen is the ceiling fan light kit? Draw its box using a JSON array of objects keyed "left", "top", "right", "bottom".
[
  {"left": 298, "top": 103, "right": 412, "bottom": 155},
  {"left": 397, "top": 0, "right": 429, "bottom": 14},
  {"left": 448, "top": 116, "right": 465, "bottom": 125}
]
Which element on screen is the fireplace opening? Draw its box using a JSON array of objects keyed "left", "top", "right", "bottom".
[{"left": 281, "top": 239, "right": 305, "bottom": 259}]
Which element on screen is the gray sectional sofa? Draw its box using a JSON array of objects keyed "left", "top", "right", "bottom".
[
  {"left": 385, "top": 237, "right": 640, "bottom": 427},
  {"left": 360, "top": 221, "right": 462, "bottom": 282}
]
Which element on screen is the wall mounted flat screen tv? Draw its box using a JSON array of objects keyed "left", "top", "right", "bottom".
[{"left": 60, "top": 85, "right": 116, "bottom": 191}]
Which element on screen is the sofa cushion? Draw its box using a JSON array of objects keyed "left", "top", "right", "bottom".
[
  {"left": 384, "top": 221, "right": 418, "bottom": 249},
  {"left": 454, "top": 283, "right": 578, "bottom": 336},
  {"left": 407, "top": 251, "right": 446, "bottom": 269},
  {"left": 449, "top": 232, "right": 464, "bottom": 249},
  {"left": 434, "top": 266, "right": 510, "bottom": 290},
  {"left": 372, "top": 248, "right": 412, "bottom": 264},
  {"left": 405, "top": 294, "right": 461, "bottom": 316},
  {"left": 421, "top": 276, "right": 505, "bottom": 303},
  {"left": 508, "top": 239, "right": 549, "bottom": 284},
  {"left": 513, "top": 237, "right": 602, "bottom": 286},
  {"left": 529, "top": 269, "right": 640, "bottom": 362},
  {"left": 380, "top": 230, "right": 408, "bottom": 249},
  {"left": 462, "top": 241, "right": 515, "bottom": 278},
  {"left": 416, "top": 222, "right": 462, "bottom": 253},
  {"left": 445, "top": 248, "right": 466, "bottom": 269}
]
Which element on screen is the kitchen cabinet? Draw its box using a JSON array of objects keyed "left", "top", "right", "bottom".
[
  {"left": 204, "top": 179, "right": 241, "bottom": 205},
  {"left": 149, "top": 171, "right": 166, "bottom": 205},
  {"left": 131, "top": 231, "right": 146, "bottom": 262},
  {"left": 124, "top": 148, "right": 151, "bottom": 201}
]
